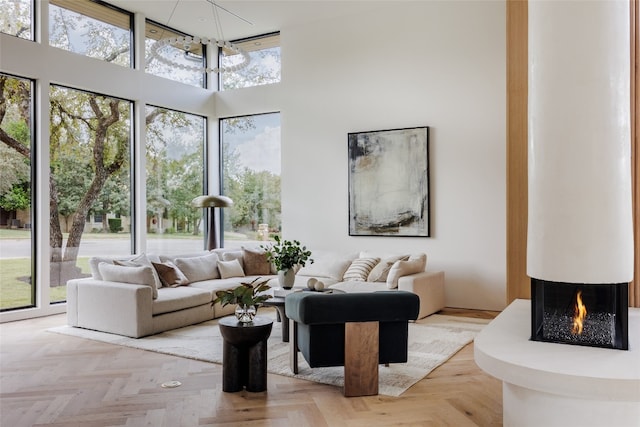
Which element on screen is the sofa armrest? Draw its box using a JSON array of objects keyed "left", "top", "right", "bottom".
[
  {"left": 67, "top": 278, "right": 154, "bottom": 338},
  {"left": 398, "top": 271, "right": 445, "bottom": 319}
]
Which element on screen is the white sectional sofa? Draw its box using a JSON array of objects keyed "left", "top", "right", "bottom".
[{"left": 66, "top": 248, "right": 445, "bottom": 338}]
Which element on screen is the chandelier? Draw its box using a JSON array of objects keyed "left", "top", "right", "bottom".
[{"left": 148, "top": 0, "right": 251, "bottom": 74}]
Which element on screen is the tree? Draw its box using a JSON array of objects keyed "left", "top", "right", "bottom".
[
  {"left": 48, "top": 86, "right": 130, "bottom": 283},
  {"left": 145, "top": 106, "right": 205, "bottom": 235},
  {"left": 0, "top": 75, "right": 32, "bottom": 221}
]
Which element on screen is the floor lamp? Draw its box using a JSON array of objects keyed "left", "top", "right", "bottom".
[{"left": 192, "top": 195, "right": 233, "bottom": 250}]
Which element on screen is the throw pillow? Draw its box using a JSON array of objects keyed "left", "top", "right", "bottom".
[
  {"left": 152, "top": 261, "right": 190, "bottom": 287},
  {"left": 174, "top": 252, "right": 220, "bottom": 282},
  {"left": 114, "top": 253, "right": 163, "bottom": 290},
  {"left": 242, "top": 247, "right": 271, "bottom": 275},
  {"left": 342, "top": 257, "right": 380, "bottom": 281},
  {"left": 386, "top": 253, "right": 427, "bottom": 289},
  {"left": 98, "top": 262, "right": 158, "bottom": 299},
  {"left": 221, "top": 251, "right": 244, "bottom": 269},
  {"left": 217, "top": 259, "right": 246, "bottom": 279},
  {"left": 297, "top": 251, "right": 357, "bottom": 280},
  {"left": 89, "top": 255, "right": 135, "bottom": 280},
  {"left": 367, "top": 254, "right": 410, "bottom": 282}
]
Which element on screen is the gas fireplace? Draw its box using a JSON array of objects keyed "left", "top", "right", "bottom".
[{"left": 531, "top": 279, "right": 629, "bottom": 350}]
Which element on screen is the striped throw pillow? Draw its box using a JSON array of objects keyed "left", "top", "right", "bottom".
[{"left": 342, "top": 257, "right": 380, "bottom": 281}]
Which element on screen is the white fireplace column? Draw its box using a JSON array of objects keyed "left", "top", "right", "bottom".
[
  {"left": 527, "top": 0, "right": 633, "bottom": 284},
  {"left": 476, "top": 4, "right": 639, "bottom": 427}
]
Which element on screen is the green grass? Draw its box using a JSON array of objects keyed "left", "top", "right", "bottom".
[{"left": 0, "top": 257, "right": 89, "bottom": 310}]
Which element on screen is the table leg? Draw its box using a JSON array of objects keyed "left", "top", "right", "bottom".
[
  {"left": 222, "top": 341, "right": 244, "bottom": 392},
  {"left": 279, "top": 307, "right": 289, "bottom": 343},
  {"left": 246, "top": 338, "right": 268, "bottom": 392},
  {"left": 289, "top": 319, "right": 298, "bottom": 374}
]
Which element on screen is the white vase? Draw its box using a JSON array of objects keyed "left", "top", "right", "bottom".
[{"left": 278, "top": 268, "right": 295, "bottom": 289}]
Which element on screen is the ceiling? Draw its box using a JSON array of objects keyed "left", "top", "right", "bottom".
[{"left": 103, "top": 0, "right": 390, "bottom": 42}]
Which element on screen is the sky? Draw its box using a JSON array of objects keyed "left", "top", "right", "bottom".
[{"left": 225, "top": 112, "right": 281, "bottom": 175}]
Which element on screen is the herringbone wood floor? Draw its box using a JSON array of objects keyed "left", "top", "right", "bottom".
[{"left": 0, "top": 309, "right": 502, "bottom": 427}]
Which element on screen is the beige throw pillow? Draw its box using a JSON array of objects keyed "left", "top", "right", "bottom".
[
  {"left": 342, "top": 257, "right": 380, "bottom": 281},
  {"left": 297, "top": 252, "right": 356, "bottom": 280},
  {"left": 98, "top": 262, "right": 158, "bottom": 299},
  {"left": 89, "top": 255, "right": 136, "bottom": 280},
  {"left": 221, "top": 251, "right": 244, "bottom": 268},
  {"left": 152, "top": 261, "right": 190, "bottom": 287},
  {"left": 114, "top": 253, "right": 163, "bottom": 290},
  {"left": 217, "top": 259, "right": 245, "bottom": 279},
  {"left": 242, "top": 247, "right": 271, "bottom": 275},
  {"left": 174, "top": 252, "right": 220, "bottom": 282},
  {"left": 367, "top": 254, "right": 410, "bottom": 282},
  {"left": 386, "top": 253, "right": 427, "bottom": 289}
]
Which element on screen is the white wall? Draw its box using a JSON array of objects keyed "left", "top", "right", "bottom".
[{"left": 222, "top": 1, "right": 507, "bottom": 310}]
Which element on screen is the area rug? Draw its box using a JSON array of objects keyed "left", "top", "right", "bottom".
[{"left": 48, "top": 311, "right": 489, "bottom": 397}]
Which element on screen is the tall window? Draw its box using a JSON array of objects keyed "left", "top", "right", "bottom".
[
  {"left": 0, "top": 0, "right": 32, "bottom": 40},
  {"left": 145, "top": 106, "right": 205, "bottom": 254},
  {"left": 49, "top": 85, "right": 132, "bottom": 304},
  {"left": 49, "top": 0, "right": 132, "bottom": 67},
  {"left": 0, "top": 74, "right": 33, "bottom": 311},
  {"left": 145, "top": 20, "right": 205, "bottom": 88},
  {"left": 220, "top": 33, "right": 281, "bottom": 90},
  {"left": 221, "top": 113, "right": 281, "bottom": 247}
]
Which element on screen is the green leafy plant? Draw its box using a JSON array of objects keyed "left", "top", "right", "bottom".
[
  {"left": 212, "top": 277, "right": 272, "bottom": 308},
  {"left": 261, "top": 235, "right": 313, "bottom": 271},
  {"left": 107, "top": 218, "right": 122, "bottom": 233}
]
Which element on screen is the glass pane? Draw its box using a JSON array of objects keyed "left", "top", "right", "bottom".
[
  {"left": 145, "top": 106, "right": 205, "bottom": 254},
  {"left": 220, "top": 33, "right": 281, "bottom": 90},
  {"left": 221, "top": 113, "right": 281, "bottom": 248},
  {"left": 49, "top": 85, "right": 132, "bottom": 304},
  {"left": 0, "top": 74, "right": 33, "bottom": 311},
  {"left": 49, "top": 0, "right": 131, "bottom": 67},
  {"left": 0, "top": 0, "right": 32, "bottom": 40},
  {"left": 145, "top": 21, "right": 205, "bottom": 88}
]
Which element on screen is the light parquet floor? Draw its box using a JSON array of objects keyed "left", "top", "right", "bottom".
[{"left": 0, "top": 309, "right": 502, "bottom": 427}]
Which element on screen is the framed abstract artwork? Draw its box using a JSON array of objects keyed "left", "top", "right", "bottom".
[{"left": 348, "top": 126, "right": 430, "bottom": 237}]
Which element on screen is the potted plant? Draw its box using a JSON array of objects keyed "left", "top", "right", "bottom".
[
  {"left": 261, "top": 236, "right": 314, "bottom": 289},
  {"left": 212, "top": 277, "right": 272, "bottom": 323}
]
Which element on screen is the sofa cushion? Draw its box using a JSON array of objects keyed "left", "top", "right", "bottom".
[
  {"left": 98, "top": 262, "right": 158, "bottom": 299},
  {"left": 386, "top": 253, "right": 427, "bottom": 289},
  {"left": 242, "top": 247, "right": 271, "bottom": 275},
  {"left": 89, "top": 255, "right": 136, "bottom": 280},
  {"left": 114, "top": 253, "right": 163, "bottom": 290},
  {"left": 189, "top": 276, "right": 271, "bottom": 296},
  {"left": 158, "top": 251, "right": 209, "bottom": 263},
  {"left": 174, "top": 252, "right": 220, "bottom": 282},
  {"left": 217, "top": 259, "right": 245, "bottom": 279},
  {"left": 153, "top": 286, "right": 212, "bottom": 315},
  {"left": 342, "top": 257, "right": 380, "bottom": 281},
  {"left": 221, "top": 250, "right": 244, "bottom": 268},
  {"left": 297, "top": 251, "right": 358, "bottom": 280},
  {"left": 366, "top": 254, "right": 410, "bottom": 282},
  {"left": 329, "top": 281, "right": 389, "bottom": 293},
  {"left": 152, "top": 261, "right": 190, "bottom": 287}
]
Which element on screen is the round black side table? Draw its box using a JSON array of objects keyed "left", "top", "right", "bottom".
[{"left": 218, "top": 316, "right": 273, "bottom": 392}]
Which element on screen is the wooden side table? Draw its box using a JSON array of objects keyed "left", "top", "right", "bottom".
[{"left": 218, "top": 316, "right": 273, "bottom": 392}]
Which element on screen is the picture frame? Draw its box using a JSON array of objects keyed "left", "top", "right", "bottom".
[{"left": 348, "top": 126, "right": 430, "bottom": 237}]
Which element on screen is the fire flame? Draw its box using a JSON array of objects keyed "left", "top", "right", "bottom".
[{"left": 571, "top": 290, "right": 587, "bottom": 335}]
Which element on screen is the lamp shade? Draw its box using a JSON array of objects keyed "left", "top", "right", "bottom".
[{"left": 191, "top": 195, "right": 233, "bottom": 208}]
